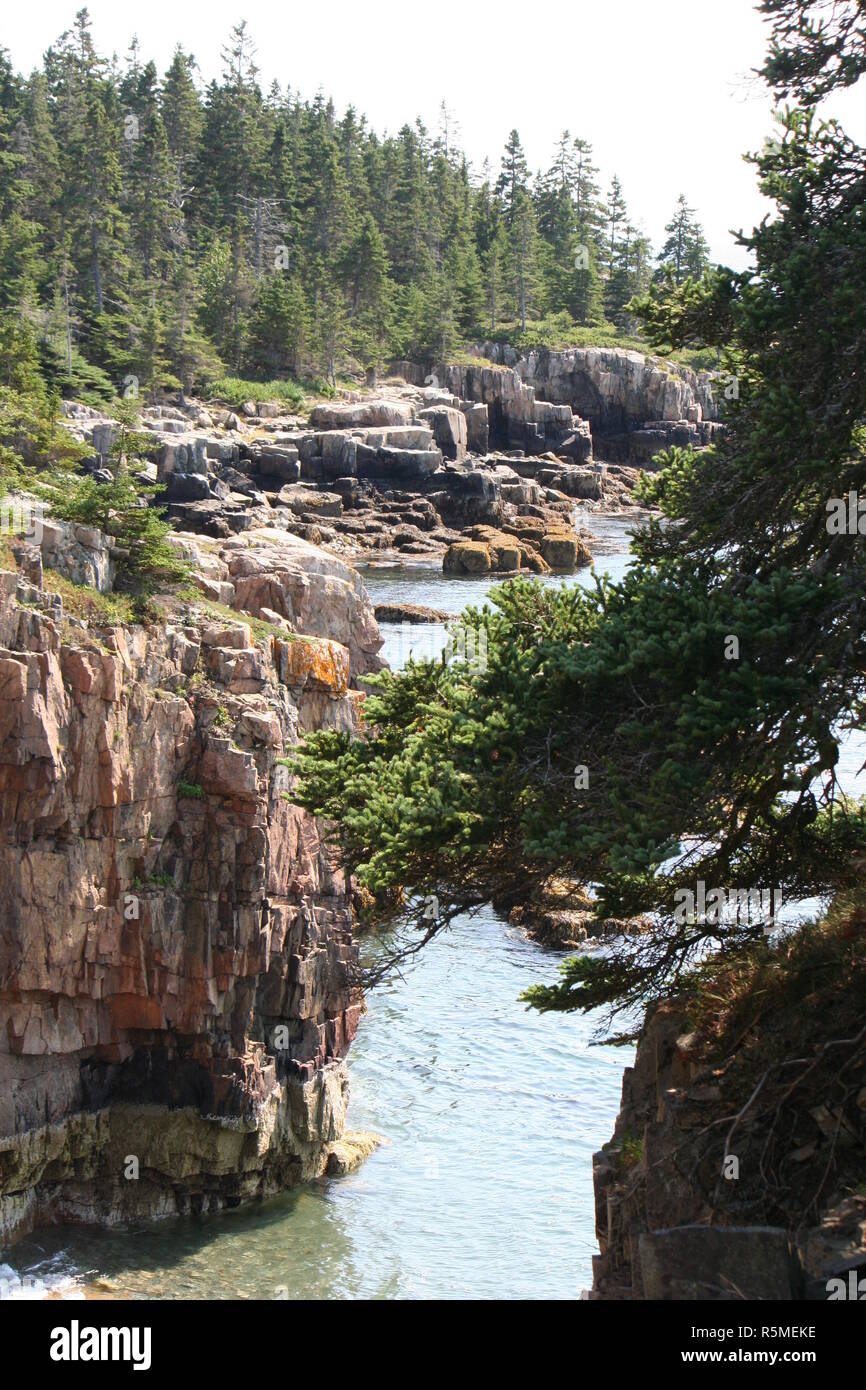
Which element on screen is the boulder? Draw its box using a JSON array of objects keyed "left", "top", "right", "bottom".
[
  {"left": 205, "top": 438, "right": 239, "bottom": 463},
  {"left": 319, "top": 432, "right": 357, "bottom": 479},
  {"left": 463, "top": 402, "right": 489, "bottom": 454},
  {"left": 89, "top": 422, "right": 119, "bottom": 460},
  {"left": 278, "top": 486, "right": 343, "bottom": 518},
  {"left": 358, "top": 426, "right": 434, "bottom": 451},
  {"left": 417, "top": 406, "right": 468, "bottom": 462},
  {"left": 217, "top": 526, "right": 384, "bottom": 677},
  {"left": 430, "top": 469, "right": 504, "bottom": 528},
  {"left": 466, "top": 526, "right": 522, "bottom": 572},
  {"left": 356, "top": 447, "right": 442, "bottom": 483},
  {"left": 521, "top": 547, "right": 552, "bottom": 575},
  {"left": 254, "top": 446, "right": 301, "bottom": 484},
  {"left": 540, "top": 532, "right": 591, "bottom": 571},
  {"left": 165, "top": 473, "right": 212, "bottom": 502},
  {"left": 547, "top": 466, "right": 604, "bottom": 500},
  {"left": 156, "top": 435, "right": 209, "bottom": 478},
  {"left": 32, "top": 510, "right": 116, "bottom": 591},
  {"left": 374, "top": 602, "right": 455, "bottom": 624},
  {"left": 443, "top": 541, "right": 492, "bottom": 575},
  {"left": 309, "top": 399, "right": 415, "bottom": 430}
]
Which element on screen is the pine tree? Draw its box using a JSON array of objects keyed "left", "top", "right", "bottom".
[
  {"left": 658, "top": 193, "right": 710, "bottom": 284},
  {"left": 341, "top": 212, "right": 390, "bottom": 369},
  {"left": 495, "top": 129, "right": 529, "bottom": 226},
  {"left": 507, "top": 189, "right": 542, "bottom": 331},
  {"left": 0, "top": 51, "right": 44, "bottom": 306},
  {"left": 0, "top": 15, "right": 731, "bottom": 393},
  {"left": 245, "top": 272, "right": 308, "bottom": 377}
]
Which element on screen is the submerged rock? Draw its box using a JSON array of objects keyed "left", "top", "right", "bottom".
[
  {"left": 374, "top": 602, "right": 455, "bottom": 624},
  {"left": 325, "top": 1131, "right": 385, "bottom": 1176}
]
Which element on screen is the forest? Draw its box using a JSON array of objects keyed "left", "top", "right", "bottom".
[{"left": 0, "top": 8, "right": 711, "bottom": 400}]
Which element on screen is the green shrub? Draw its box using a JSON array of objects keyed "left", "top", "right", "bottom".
[
  {"left": 204, "top": 375, "right": 305, "bottom": 412},
  {"left": 177, "top": 780, "right": 204, "bottom": 800}
]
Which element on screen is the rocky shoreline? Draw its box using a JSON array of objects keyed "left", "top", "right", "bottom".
[
  {"left": 0, "top": 344, "right": 722, "bottom": 1249},
  {"left": 507, "top": 877, "right": 652, "bottom": 949},
  {"left": 63, "top": 345, "right": 722, "bottom": 580}
]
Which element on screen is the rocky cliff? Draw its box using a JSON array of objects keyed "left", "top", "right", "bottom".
[
  {"left": 0, "top": 519, "right": 382, "bottom": 1244},
  {"left": 592, "top": 970, "right": 866, "bottom": 1301},
  {"left": 445, "top": 344, "right": 725, "bottom": 465}
]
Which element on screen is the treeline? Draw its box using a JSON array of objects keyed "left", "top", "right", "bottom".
[{"left": 0, "top": 8, "right": 711, "bottom": 400}]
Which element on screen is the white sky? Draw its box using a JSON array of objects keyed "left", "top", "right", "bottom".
[{"left": 4, "top": 0, "right": 865, "bottom": 269}]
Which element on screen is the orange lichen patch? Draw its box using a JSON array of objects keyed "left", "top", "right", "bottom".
[{"left": 273, "top": 636, "right": 350, "bottom": 694}]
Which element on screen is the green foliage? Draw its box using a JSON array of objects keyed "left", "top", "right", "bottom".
[
  {"left": 196, "top": 597, "right": 297, "bottom": 642},
  {"left": 204, "top": 375, "right": 306, "bottom": 412},
  {"left": 629, "top": 268, "right": 737, "bottom": 355},
  {"left": 484, "top": 316, "right": 646, "bottom": 355},
  {"left": 656, "top": 194, "right": 711, "bottom": 285},
  {"left": 0, "top": 356, "right": 187, "bottom": 599},
  {"left": 0, "top": 17, "right": 716, "bottom": 393},
  {"left": 40, "top": 569, "right": 136, "bottom": 625},
  {"left": 147, "top": 870, "right": 176, "bottom": 889},
  {"left": 177, "top": 780, "right": 203, "bottom": 800}
]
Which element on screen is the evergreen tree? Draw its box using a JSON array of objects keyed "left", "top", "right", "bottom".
[
  {"left": 0, "top": 15, "right": 731, "bottom": 392},
  {"left": 658, "top": 193, "right": 711, "bottom": 284},
  {"left": 507, "top": 189, "right": 542, "bottom": 331},
  {"left": 244, "top": 272, "right": 308, "bottom": 378},
  {"left": 495, "top": 128, "right": 529, "bottom": 226}
]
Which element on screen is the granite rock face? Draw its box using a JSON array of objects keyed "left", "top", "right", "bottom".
[
  {"left": 0, "top": 527, "right": 383, "bottom": 1244},
  {"left": 59, "top": 387, "right": 603, "bottom": 572},
  {"left": 438, "top": 360, "right": 594, "bottom": 459},
  {"left": 309, "top": 399, "right": 415, "bottom": 430},
  {"left": 445, "top": 344, "right": 723, "bottom": 463}
]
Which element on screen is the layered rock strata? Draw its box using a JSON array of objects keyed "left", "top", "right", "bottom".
[
  {"left": 449, "top": 344, "right": 726, "bottom": 463},
  {"left": 61, "top": 395, "right": 604, "bottom": 571},
  {"left": 0, "top": 521, "right": 382, "bottom": 1244}
]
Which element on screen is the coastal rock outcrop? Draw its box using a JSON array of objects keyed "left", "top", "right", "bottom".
[
  {"left": 441, "top": 345, "right": 725, "bottom": 465},
  {"left": 0, "top": 523, "right": 383, "bottom": 1244},
  {"left": 437, "top": 360, "right": 594, "bottom": 459},
  {"left": 591, "top": 985, "right": 866, "bottom": 1300}
]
